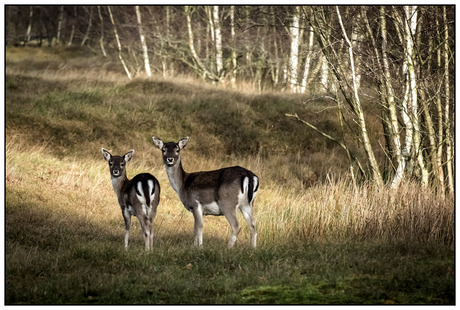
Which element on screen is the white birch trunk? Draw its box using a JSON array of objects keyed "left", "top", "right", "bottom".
[
  {"left": 379, "top": 6, "right": 403, "bottom": 185},
  {"left": 320, "top": 55, "right": 329, "bottom": 90},
  {"left": 289, "top": 6, "right": 300, "bottom": 93},
  {"left": 97, "top": 6, "right": 107, "bottom": 57},
  {"left": 56, "top": 6, "right": 64, "bottom": 45},
  {"left": 435, "top": 11, "right": 445, "bottom": 192},
  {"left": 230, "top": 6, "right": 237, "bottom": 88},
  {"left": 68, "top": 7, "right": 76, "bottom": 46},
  {"left": 135, "top": 6, "right": 152, "bottom": 77},
  {"left": 351, "top": 17, "right": 362, "bottom": 91},
  {"left": 392, "top": 7, "right": 414, "bottom": 188},
  {"left": 108, "top": 6, "right": 132, "bottom": 80},
  {"left": 406, "top": 6, "right": 428, "bottom": 186},
  {"left": 336, "top": 6, "right": 383, "bottom": 186},
  {"left": 205, "top": 6, "right": 214, "bottom": 70},
  {"left": 25, "top": 6, "right": 33, "bottom": 44},
  {"left": 270, "top": 6, "right": 280, "bottom": 87},
  {"left": 213, "top": 6, "right": 223, "bottom": 79},
  {"left": 300, "top": 24, "right": 314, "bottom": 94},
  {"left": 185, "top": 6, "right": 218, "bottom": 81},
  {"left": 81, "top": 6, "right": 93, "bottom": 46},
  {"left": 443, "top": 6, "right": 454, "bottom": 194}
]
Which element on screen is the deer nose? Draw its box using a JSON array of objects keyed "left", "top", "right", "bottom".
[
  {"left": 166, "top": 158, "right": 174, "bottom": 164},
  {"left": 112, "top": 169, "right": 120, "bottom": 176}
]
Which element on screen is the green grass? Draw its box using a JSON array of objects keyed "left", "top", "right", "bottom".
[{"left": 5, "top": 46, "right": 454, "bottom": 304}]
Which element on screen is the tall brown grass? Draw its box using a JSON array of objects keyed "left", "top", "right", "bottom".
[
  {"left": 255, "top": 177, "right": 454, "bottom": 246},
  {"left": 6, "top": 132, "right": 454, "bottom": 249}
]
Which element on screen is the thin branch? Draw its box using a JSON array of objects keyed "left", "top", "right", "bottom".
[{"left": 286, "top": 113, "right": 366, "bottom": 178}]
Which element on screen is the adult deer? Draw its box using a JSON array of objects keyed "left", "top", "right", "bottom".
[
  {"left": 101, "top": 148, "right": 160, "bottom": 250},
  {"left": 152, "top": 136, "right": 258, "bottom": 248}
]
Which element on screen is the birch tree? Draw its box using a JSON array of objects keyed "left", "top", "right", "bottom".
[
  {"left": 379, "top": 6, "right": 401, "bottom": 183},
  {"left": 67, "top": 6, "right": 76, "bottom": 46},
  {"left": 107, "top": 6, "right": 132, "bottom": 79},
  {"left": 230, "top": 5, "right": 237, "bottom": 88},
  {"left": 443, "top": 6, "right": 454, "bottom": 194},
  {"left": 25, "top": 6, "right": 33, "bottom": 45},
  {"left": 56, "top": 6, "right": 64, "bottom": 45},
  {"left": 184, "top": 6, "right": 220, "bottom": 82},
  {"left": 81, "top": 6, "right": 93, "bottom": 46},
  {"left": 335, "top": 6, "right": 383, "bottom": 186},
  {"left": 288, "top": 6, "right": 300, "bottom": 93},
  {"left": 135, "top": 6, "right": 152, "bottom": 77},
  {"left": 299, "top": 21, "right": 314, "bottom": 93},
  {"left": 293, "top": 6, "right": 383, "bottom": 185},
  {"left": 97, "top": 6, "right": 107, "bottom": 57},
  {"left": 212, "top": 6, "right": 223, "bottom": 80}
]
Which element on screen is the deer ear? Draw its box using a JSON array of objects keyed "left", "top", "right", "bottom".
[
  {"left": 101, "top": 148, "right": 112, "bottom": 161},
  {"left": 124, "top": 149, "right": 134, "bottom": 162},
  {"left": 178, "top": 136, "right": 189, "bottom": 150},
  {"left": 152, "top": 136, "right": 164, "bottom": 150}
]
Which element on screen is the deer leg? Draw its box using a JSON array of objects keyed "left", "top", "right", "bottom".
[
  {"left": 192, "top": 205, "right": 204, "bottom": 247},
  {"left": 138, "top": 216, "right": 151, "bottom": 251},
  {"left": 122, "top": 208, "right": 131, "bottom": 250},
  {"left": 149, "top": 210, "right": 157, "bottom": 250},
  {"left": 224, "top": 207, "right": 241, "bottom": 248},
  {"left": 239, "top": 204, "right": 257, "bottom": 248}
]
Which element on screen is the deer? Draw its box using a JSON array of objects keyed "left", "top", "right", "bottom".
[
  {"left": 152, "top": 136, "right": 259, "bottom": 248},
  {"left": 101, "top": 148, "right": 160, "bottom": 251}
]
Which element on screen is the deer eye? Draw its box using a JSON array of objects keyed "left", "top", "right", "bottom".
[
  {"left": 120, "top": 163, "right": 125, "bottom": 167},
  {"left": 109, "top": 162, "right": 113, "bottom": 167}
]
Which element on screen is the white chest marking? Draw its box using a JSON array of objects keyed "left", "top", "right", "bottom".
[{"left": 111, "top": 177, "right": 120, "bottom": 196}]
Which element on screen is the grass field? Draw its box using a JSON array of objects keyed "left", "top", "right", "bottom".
[{"left": 5, "top": 47, "right": 455, "bottom": 304}]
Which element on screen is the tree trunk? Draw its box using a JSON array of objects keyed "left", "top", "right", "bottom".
[
  {"left": 81, "top": 6, "right": 93, "bottom": 46},
  {"left": 135, "top": 6, "right": 152, "bottom": 77},
  {"left": 406, "top": 6, "right": 428, "bottom": 186},
  {"left": 56, "top": 6, "right": 64, "bottom": 45},
  {"left": 435, "top": 9, "right": 445, "bottom": 193},
  {"left": 362, "top": 6, "right": 398, "bottom": 181},
  {"left": 230, "top": 5, "right": 237, "bottom": 88},
  {"left": 25, "top": 6, "right": 33, "bottom": 45},
  {"left": 420, "top": 87, "right": 439, "bottom": 187},
  {"left": 97, "top": 6, "right": 107, "bottom": 57},
  {"left": 270, "top": 6, "right": 280, "bottom": 88},
  {"left": 378, "top": 6, "right": 403, "bottom": 185},
  {"left": 213, "top": 6, "right": 223, "bottom": 80},
  {"left": 443, "top": 6, "right": 454, "bottom": 194},
  {"left": 320, "top": 57, "right": 329, "bottom": 90},
  {"left": 300, "top": 23, "right": 314, "bottom": 94},
  {"left": 67, "top": 7, "right": 76, "bottom": 46},
  {"left": 288, "top": 6, "right": 300, "bottom": 93},
  {"left": 185, "top": 6, "right": 218, "bottom": 82},
  {"left": 391, "top": 7, "right": 414, "bottom": 187},
  {"left": 205, "top": 6, "right": 214, "bottom": 70},
  {"left": 107, "top": 6, "right": 132, "bottom": 79},
  {"left": 336, "top": 6, "right": 383, "bottom": 186}
]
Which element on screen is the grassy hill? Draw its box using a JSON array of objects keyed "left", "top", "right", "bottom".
[{"left": 5, "top": 47, "right": 454, "bottom": 304}]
